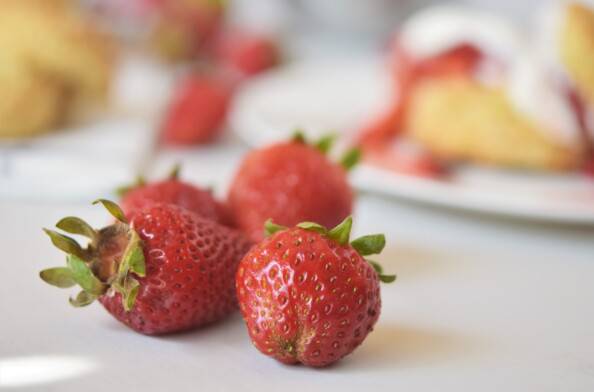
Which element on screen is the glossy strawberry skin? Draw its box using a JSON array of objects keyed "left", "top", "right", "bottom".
[
  {"left": 121, "top": 179, "right": 231, "bottom": 226},
  {"left": 228, "top": 142, "right": 353, "bottom": 242},
  {"left": 236, "top": 227, "right": 381, "bottom": 367},
  {"left": 161, "top": 74, "right": 231, "bottom": 145},
  {"left": 100, "top": 203, "right": 252, "bottom": 335}
]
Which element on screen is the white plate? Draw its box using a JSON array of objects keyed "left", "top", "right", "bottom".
[
  {"left": 230, "top": 57, "right": 394, "bottom": 148},
  {"left": 230, "top": 58, "right": 594, "bottom": 224}
]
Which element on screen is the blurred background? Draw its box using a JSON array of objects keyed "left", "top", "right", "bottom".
[{"left": 3, "top": 0, "right": 589, "bottom": 208}]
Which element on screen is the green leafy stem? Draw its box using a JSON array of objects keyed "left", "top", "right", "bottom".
[
  {"left": 291, "top": 130, "right": 361, "bottom": 171},
  {"left": 265, "top": 216, "right": 396, "bottom": 283},
  {"left": 39, "top": 200, "right": 146, "bottom": 311}
]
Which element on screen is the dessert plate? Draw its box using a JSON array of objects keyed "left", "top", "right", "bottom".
[{"left": 230, "top": 58, "right": 594, "bottom": 224}]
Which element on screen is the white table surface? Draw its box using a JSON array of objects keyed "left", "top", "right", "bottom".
[{"left": 1, "top": 185, "right": 593, "bottom": 391}]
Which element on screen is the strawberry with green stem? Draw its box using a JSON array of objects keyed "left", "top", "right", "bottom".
[
  {"left": 228, "top": 132, "right": 360, "bottom": 242},
  {"left": 40, "top": 199, "right": 252, "bottom": 334},
  {"left": 236, "top": 216, "right": 395, "bottom": 367}
]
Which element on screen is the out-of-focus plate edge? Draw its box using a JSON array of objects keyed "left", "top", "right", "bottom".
[{"left": 353, "top": 164, "right": 594, "bottom": 225}]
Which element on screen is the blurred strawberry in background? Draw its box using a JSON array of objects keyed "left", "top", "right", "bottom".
[
  {"left": 86, "top": 0, "right": 281, "bottom": 146},
  {"left": 161, "top": 73, "right": 232, "bottom": 145},
  {"left": 212, "top": 29, "right": 280, "bottom": 78},
  {"left": 159, "top": 28, "right": 281, "bottom": 146},
  {"left": 155, "top": 8, "right": 280, "bottom": 145}
]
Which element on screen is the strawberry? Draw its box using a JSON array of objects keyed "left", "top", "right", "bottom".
[
  {"left": 236, "top": 217, "right": 395, "bottom": 367},
  {"left": 228, "top": 134, "right": 357, "bottom": 242},
  {"left": 161, "top": 73, "right": 231, "bottom": 145},
  {"left": 39, "top": 200, "right": 252, "bottom": 335},
  {"left": 213, "top": 29, "right": 280, "bottom": 78},
  {"left": 119, "top": 165, "right": 231, "bottom": 226}
]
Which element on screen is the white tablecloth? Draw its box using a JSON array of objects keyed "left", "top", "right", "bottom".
[{"left": 1, "top": 190, "right": 593, "bottom": 391}]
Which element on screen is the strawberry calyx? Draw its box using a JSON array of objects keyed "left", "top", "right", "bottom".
[
  {"left": 290, "top": 130, "right": 361, "bottom": 171},
  {"left": 264, "top": 216, "right": 396, "bottom": 283},
  {"left": 39, "top": 199, "right": 146, "bottom": 310},
  {"left": 340, "top": 148, "right": 362, "bottom": 171}
]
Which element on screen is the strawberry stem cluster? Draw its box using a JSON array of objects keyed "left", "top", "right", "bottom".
[
  {"left": 291, "top": 130, "right": 362, "bottom": 171},
  {"left": 40, "top": 200, "right": 146, "bottom": 310},
  {"left": 264, "top": 216, "right": 396, "bottom": 283}
]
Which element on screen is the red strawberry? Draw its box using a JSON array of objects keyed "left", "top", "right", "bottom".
[
  {"left": 236, "top": 217, "right": 395, "bottom": 367},
  {"left": 39, "top": 200, "right": 252, "bottom": 335},
  {"left": 119, "top": 166, "right": 231, "bottom": 226},
  {"left": 213, "top": 29, "right": 280, "bottom": 77},
  {"left": 228, "top": 134, "right": 357, "bottom": 242},
  {"left": 161, "top": 73, "right": 231, "bottom": 145}
]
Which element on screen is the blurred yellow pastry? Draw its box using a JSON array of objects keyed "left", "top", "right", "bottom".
[
  {"left": 361, "top": 5, "right": 591, "bottom": 172},
  {"left": 0, "top": 57, "right": 67, "bottom": 138},
  {"left": 405, "top": 77, "right": 581, "bottom": 170},
  {"left": 560, "top": 2, "right": 594, "bottom": 107},
  {"left": 0, "top": 0, "right": 114, "bottom": 138}
]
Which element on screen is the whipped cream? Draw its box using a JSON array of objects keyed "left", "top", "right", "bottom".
[
  {"left": 399, "top": 5, "right": 523, "bottom": 62},
  {"left": 533, "top": 0, "right": 565, "bottom": 74},
  {"left": 398, "top": 4, "right": 584, "bottom": 148},
  {"left": 506, "top": 53, "right": 582, "bottom": 146},
  {"left": 535, "top": 0, "right": 594, "bottom": 65}
]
